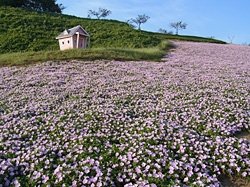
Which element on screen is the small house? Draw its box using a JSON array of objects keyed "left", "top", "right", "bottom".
[{"left": 56, "top": 25, "right": 90, "bottom": 50}]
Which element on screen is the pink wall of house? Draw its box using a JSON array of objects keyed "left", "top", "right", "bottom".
[
  {"left": 77, "top": 27, "right": 87, "bottom": 35},
  {"left": 73, "top": 35, "right": 77, "bottom": 48},
  {"left": 58, "top": 37, "right": 73, "bottom": 50}
]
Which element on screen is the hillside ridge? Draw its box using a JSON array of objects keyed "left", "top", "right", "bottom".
[{"left": 0, "top": 6, "right": 226, "bottom": 54}]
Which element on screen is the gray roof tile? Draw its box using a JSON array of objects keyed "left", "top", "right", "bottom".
[{"left": 56, "top": 25, "right": 90, "bottom": 39}]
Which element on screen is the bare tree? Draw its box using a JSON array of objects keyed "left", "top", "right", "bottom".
[
  {"left": 228, "top": 36, "right": 235, "bottom": 43},
  {"left": 158, "top": 28, "right": 167, "bottom": 34},
  {"left": 128, "top": 14, "right": 150, "bottom": 30},
  {"left": 126, "top": 20, "right": 136, "bottom": 29},
  {"left": 170, "top": 21, "right": 187, "bottom": 35},
  {"left": 88, "top": 7, "right": 111, "bottom": 19},
  {"left": 158, "top": 28, "right": 173, "bottom": 35},
  {"left": 242, "top": 42, "right": 250, "bottom": 46}
]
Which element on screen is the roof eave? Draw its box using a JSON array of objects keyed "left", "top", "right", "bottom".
[
  {"left": 56, "top": 34, "right": 74, "bottom": 39},
  {"left": 76, "top": 32, "right": 91, "bottom": 37}
]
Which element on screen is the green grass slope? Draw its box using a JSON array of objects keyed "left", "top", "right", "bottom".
[
  {"left": 0, "top": 41, "right": 174, "bottom": 67},
  {"left": 0, "top": 6, "right": 162, "bottom": 53},
  {"left": 151, "top": 32, "right": 227, "bottom": 44},
  {"left": 0, "top": 6, "right": 225, "bottom": 54}
]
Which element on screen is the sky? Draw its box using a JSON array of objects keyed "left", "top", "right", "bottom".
[{"left": 57, "top": 0, "right": 250, "bottom": 44}]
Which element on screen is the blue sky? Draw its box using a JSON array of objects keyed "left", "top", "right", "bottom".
[{"left": 57, "top": 0, "right": 250, "bottom": 44}]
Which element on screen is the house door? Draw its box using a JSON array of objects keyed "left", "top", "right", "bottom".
[
  {"left": 79, "top": 39, "right": 83, "bottom": 49},
  {"left": 79, "top": 38, "right": 86, "bottom": 49}
]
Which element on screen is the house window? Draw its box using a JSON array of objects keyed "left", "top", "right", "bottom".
[
  {"left": 68, "top": 40, "right": 70, "bottom": 44},
  {"left": 74, "top": 40, "right": 76, "bottom": 43},
  {"left": 62, "top": 41, "right": 64, "bottom": 45}
]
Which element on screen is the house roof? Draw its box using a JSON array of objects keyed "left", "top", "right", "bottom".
[{"left": 56, "top": 25, "right": 90, "bottom": 39}]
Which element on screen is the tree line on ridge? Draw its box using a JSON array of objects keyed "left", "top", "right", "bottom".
[{"left": 0, "top": 0, "right": 64, "bottom": 13}]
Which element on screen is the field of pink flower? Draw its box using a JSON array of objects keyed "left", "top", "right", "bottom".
[{"left": 0, "top": 41, "right": 250, "bottom": 186}]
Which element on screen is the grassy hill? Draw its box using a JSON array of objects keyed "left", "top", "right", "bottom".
[
  {"left": 0, "top": 6, "right": 225, "bottom": 54},
  {"left": 0, "top": 6, "right": 162, "bottom": 53}
]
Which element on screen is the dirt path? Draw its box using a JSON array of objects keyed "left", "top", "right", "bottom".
[
  {"left": 236, "top": 131, "right": 250, "bottom": 141},
  {"left": 220, "top": 175, "right": 250, "bottom": 187}
]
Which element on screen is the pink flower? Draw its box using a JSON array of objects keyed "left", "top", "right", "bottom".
[
  {"left": 187, "top": 171, "right": 193, "bottom": 177},
  {"left": 242, "top": 172, "right": 247, "bottom": 177},
  {"left": 57, "top": 172, "right": 62, "bottom": 179},
  {"left": 13, "top": 179, "right": 20, "bottom": 187},
  {"left": 97, "top": 182, "right": 102, "bottom": 187},
  {"left": 169, "top": 166, "right": 174, "bottom": 174},
  {"left": 183, "top": 177, "right": 188, "bottom": 183},
  {"left": 72, "top": 180, "right": 77, "bottom": 187},
  {"left": 135, "top": 167, "right": 141, "bottom": 174},
  {"left": 42, "top": 176, "right": 49, "bottom": 183},
  {"left": 53, "top": 165, "right": 60, "bottom": 174}
]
